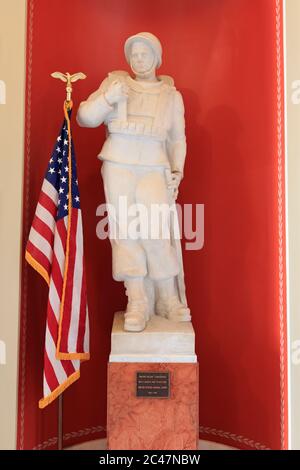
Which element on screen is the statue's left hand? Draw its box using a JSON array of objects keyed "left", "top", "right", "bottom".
[{"left": 167, "top": 171, "right": 182, "bottom": 200}]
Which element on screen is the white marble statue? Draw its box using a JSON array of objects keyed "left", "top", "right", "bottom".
[{"left": 77, "top": 32, "right": 191, "bottom": 332}]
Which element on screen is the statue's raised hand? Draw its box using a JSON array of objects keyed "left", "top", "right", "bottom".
[{"left": 104, "top": 80, "right": 129, "bottom": 106}]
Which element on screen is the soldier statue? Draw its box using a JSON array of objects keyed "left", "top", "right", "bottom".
[{"left": 77, "top": 32, "right": 191, "bottom": 332}]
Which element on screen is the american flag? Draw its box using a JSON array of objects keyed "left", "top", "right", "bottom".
[{"left": 26, "top": 105, "right": 89, "bottom": 409}]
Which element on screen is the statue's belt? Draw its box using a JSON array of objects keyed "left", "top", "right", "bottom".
[{"left": 107, "top": 120, "right": 167, "bottom": 141}]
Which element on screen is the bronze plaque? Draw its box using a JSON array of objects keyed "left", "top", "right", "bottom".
[{"left": 136, "top": 371, "right": 170, "bottom": 398}]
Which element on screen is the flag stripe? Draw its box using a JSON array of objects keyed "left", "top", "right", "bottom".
[
  {"left": 36, "top": 202, "right": 56, "bottom": 231},
  {"left": 55, "top": 221, "right": 67, "bottom": 274},
  {"left": 69, "top": 211, "right": 83, "bottom": 352},
  {"left": 83, "top": 311, "right": 90, "bottom": 354},
  {"left": 50, "top": 254, "right": 64, "bottom": 299},
  {"left": 48, "top": 278, "right": 61, "bottom": 321},
  {"left": 47, "top": 302, "right": 59, "bottom": 343},
  {"left": 29, "top": 226, "right": 53, "bottom": 263},
  {"left": 77, "top": 265, "right": 87, "bottom": 353},
  {"left": 26, "top": 240, "right": 51, "bottom": 275},
  {"left": 32, "top": 216, "right": 54, "bottom": 247},
  {"left": 39, "top": 190, "right": 57, "bottom": 216},
  {"left": 59, "top": 209, "right": 78, "bottom": 354},
  {"left": 47, "top": 303, "right": 76, "bottom": 376},
  {"left": 44, "top": 350, "right": 60, "bottom": 390},
  {"left": 60, "top": 358, "right": 76, "bottom": 376},
  {"left": 42, "top": 178, "right": 59, "bottom": 204},
  {"left": 45, "top": 325, "right": 68, "bottom": 383},
  {"left": 43, "top": 374, "right": 51, "bottom": 397}
]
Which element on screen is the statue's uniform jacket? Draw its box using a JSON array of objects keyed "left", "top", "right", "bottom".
[{"left": 77, "top": 72, "right": 187, "bottom": 281}]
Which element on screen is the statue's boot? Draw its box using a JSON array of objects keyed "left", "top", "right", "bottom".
[
  {"left": 155, "top": 277, "right": 191, "bottom": 322},
  {"left": 124, "top": 298, "right": 149, "bottom": 332},
  {"left": 156, "top": 295, "right": 191, "bottom": 322},
  {"left": 124, "top": 278, "right": 149, "bottom": 332}
]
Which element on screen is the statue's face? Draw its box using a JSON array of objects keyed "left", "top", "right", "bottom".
[{"left": 130, "top": 41, "right": 155, "bottom": 75}]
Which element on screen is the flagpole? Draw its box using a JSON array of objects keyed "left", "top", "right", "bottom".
[
  {"left": 50, "top": 71, "right": 87, "bottom": 451},
  {"left": 58, "top": 394, "right": 63, "bottom": 450}
]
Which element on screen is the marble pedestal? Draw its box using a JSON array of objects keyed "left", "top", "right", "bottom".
[{"left": 107, "top": 312, "right": 199, "bottom": 450}]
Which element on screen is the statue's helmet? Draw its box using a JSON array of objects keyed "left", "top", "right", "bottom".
[{"left": 124, "top": 32, "right": 162, "bottom": 68}]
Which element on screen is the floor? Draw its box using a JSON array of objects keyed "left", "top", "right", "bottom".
[{"left": 66, "top": 438, "right": 236, "bottom": 451}]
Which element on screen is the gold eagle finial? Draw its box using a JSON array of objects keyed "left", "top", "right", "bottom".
[{"left": 51, "top": 72, "right": 87, "bottom": 103}]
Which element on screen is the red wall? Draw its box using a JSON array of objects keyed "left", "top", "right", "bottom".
[{"left": 18, "top": 0, "right": 287, "bottom": 450}]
